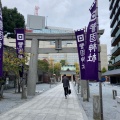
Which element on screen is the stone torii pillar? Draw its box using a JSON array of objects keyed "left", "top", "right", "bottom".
[{"left": 27, "top": 38, "right": 39, "bottom": 96}]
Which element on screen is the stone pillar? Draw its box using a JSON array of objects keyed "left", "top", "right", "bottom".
[
  {"left": 27, "top": 38, "right": 38, "bottom": 96},
  {"left": 81, "top": 80, "right": 87, "bottom": 97},
  {"left": 80, "top": 80, "right": 90, "bottom": 101},
  {"left": 93, "top": 95, "right": 101, "bottom": 120}
]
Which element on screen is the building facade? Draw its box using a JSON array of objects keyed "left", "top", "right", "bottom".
[
  {"left": 110, "top": 0, "right": 120, "bottom": 66},
  {"left": 105, "top": 0, "right": 120, "bottom": 84}
]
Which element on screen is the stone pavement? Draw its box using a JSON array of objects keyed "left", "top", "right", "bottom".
[
  {"left": 74, "top": 82, "right": 120, "bottom": 120},
  {"left": 0, "top": 83, "right": 88, "bottom": 120}
]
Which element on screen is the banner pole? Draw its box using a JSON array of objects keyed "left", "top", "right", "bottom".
[
  {"left": 0, "top": 0, "right": 1, "bottom": 7},
  {"left": 84, "top": 26, "right": 89, "bottom": 101},
  {"left": 0, "top": 0, "right": 3, "bottom": 77},
  {"left": 96, "top": 0, "right": 103, "bottom": 119}
]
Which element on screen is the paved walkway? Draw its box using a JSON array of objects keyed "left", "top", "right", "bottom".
[{"left": 0, "top": 83, "right": 88, "bottom": 120}]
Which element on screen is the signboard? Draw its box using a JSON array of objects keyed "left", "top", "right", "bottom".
[
  {"left": 85, "top": 0, "right": 98, "bottom": 81},
  {"left": 75, "top": 29, "right": 86, "bottom": 79},
  {"left": 15, "top": 29, "right": 25, "bottom": 78}
]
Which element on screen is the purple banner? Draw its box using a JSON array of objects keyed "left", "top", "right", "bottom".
[
  {"left": 85, "top": 0, "right": 98, "bottom": 80},
  {"left": 0, "top": 7, "right": 3, "bottom": 77},
  {"left": 15, "top": 29, "right": 25, "bottom": 77},
  {"left": 75, "top": 29, "right": 86, "bottom": 79}
]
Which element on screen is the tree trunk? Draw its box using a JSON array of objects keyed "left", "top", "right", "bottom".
[{"left": 18, "top": 78, "right": 21, "bottom": 93}]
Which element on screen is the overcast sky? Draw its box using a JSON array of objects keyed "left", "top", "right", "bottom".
[{"left": 2, "top": 0, "right": 111, "bottom": 54}]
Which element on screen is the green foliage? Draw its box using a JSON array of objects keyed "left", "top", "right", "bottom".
[
  {"left": 60, "top": 60, "right": 66, "bottom": 66},
  {"left": 3, "top": 46, "right": 29, "bottom": 76},
  {"left": 108, "top": 60, "right": 112, "bottom": 64},
  {"left": 38, "top": 59, "right": 49, "bottom": 73},
  {"left": 110, "top": 56, "right": 116, "bottom": 60},
  {"left": 2, "top": 7, "right": 25, "bottom": 34},
  {"left": 54, "top": 62, "right": 61, "bottom": 76},
  {"left": 0, "top": 79, "right": 4, "bottom": 84},
  {"left": 48, "top": 59, "right": 54, "bottom": 75},
  {"left": 108, "top": 65, "right": 114, "bottom": 71},
  {"left": 101, "top": 67, "right": 107, "bottom": 73},
  {"left": 74, "top": 62, "right": 80, "bottom": 74}
]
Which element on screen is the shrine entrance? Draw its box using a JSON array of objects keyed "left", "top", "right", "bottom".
[
  {"left": 60, "top": 65, "right": 76, "bottom": 81},
  {"left": 25, "top": 30, "right": 104, "bottom": 96}
]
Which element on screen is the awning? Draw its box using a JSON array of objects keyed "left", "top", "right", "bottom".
[
  {"left": 102, "top": 69, "right": 120, "bottom": 76},
  {"left": 60, "top": 70, "right": 76, "bottom": 75}
]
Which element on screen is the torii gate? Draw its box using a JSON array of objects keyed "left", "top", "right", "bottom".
[{"left": 25, "top": 30, "right": 104, "bottom": 96}]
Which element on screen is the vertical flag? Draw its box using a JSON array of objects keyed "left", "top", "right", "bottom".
[
  {"left": 15, "top": 29, "right": 25, "bottom": 78},
  {"left": 75, "top": 29, "right": 86, "bottom": 79},
  {"left": 0, "top": 6, "right": 3, "bottom": 77},
  {"left": 85, "top": 0, "right": 98, "bottom": 80}
]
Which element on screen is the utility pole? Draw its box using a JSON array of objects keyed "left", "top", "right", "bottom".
[{"left": 96, "top": 0, "right": 103, "bottom": 119}]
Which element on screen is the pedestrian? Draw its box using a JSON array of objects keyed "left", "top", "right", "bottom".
[{"left": 62, "top": 74, "right": 70, "bottom": 99}]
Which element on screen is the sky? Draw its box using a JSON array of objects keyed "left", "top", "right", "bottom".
[{"left": 2, "top": 0, "right": 111, "bottom": 55}]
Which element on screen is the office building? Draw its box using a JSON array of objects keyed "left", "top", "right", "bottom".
[
  {"left": 110, "top": 0, "right": 120, "bottom": 66},
  {"left": 103, "top": 0, "right": 120, "bottom": 84}
]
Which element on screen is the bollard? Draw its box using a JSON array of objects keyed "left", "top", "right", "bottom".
[
  {"left": 112, "top": 90, "right": 117, "bottom": 99},
  {"left": 93, "top": 95, "right": 101, "bottom": 120}
]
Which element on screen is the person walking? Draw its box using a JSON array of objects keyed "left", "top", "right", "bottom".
[{"left": 62, "top": 74, "right": 70, "bottom": 99}]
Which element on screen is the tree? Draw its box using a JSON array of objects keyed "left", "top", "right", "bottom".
[
  {"left": 108, "top": 55, "right": 115, "bottom": 70},
  {"left": 108, "top": 60, "right": 112, "bottom": 64},
  {"left": 38, "top": 59, "right": 49, "bottom": 73},
  {"left": 48, "top": 59, "right": 54, "bottom": 75},
  {"left": 101, "top": 67, "right": 107, "bottom": 73},
  {"left": 54, "top": 62, "right": 61, "bottom": 77},
  {"left": 2, "top": 7, "right": 25, "bottom": 36},
  {"left": 74, "top": 62, "right": 80, "bottom": 74},
  {"left": 3, "top": 46, "right": 29, "bottom": 93},
  {"left": 3, "top": 46, "right": 28, "bottom": 73},
  {"left": 60, "top": 60, "right": 66, "bottom": 66}
]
